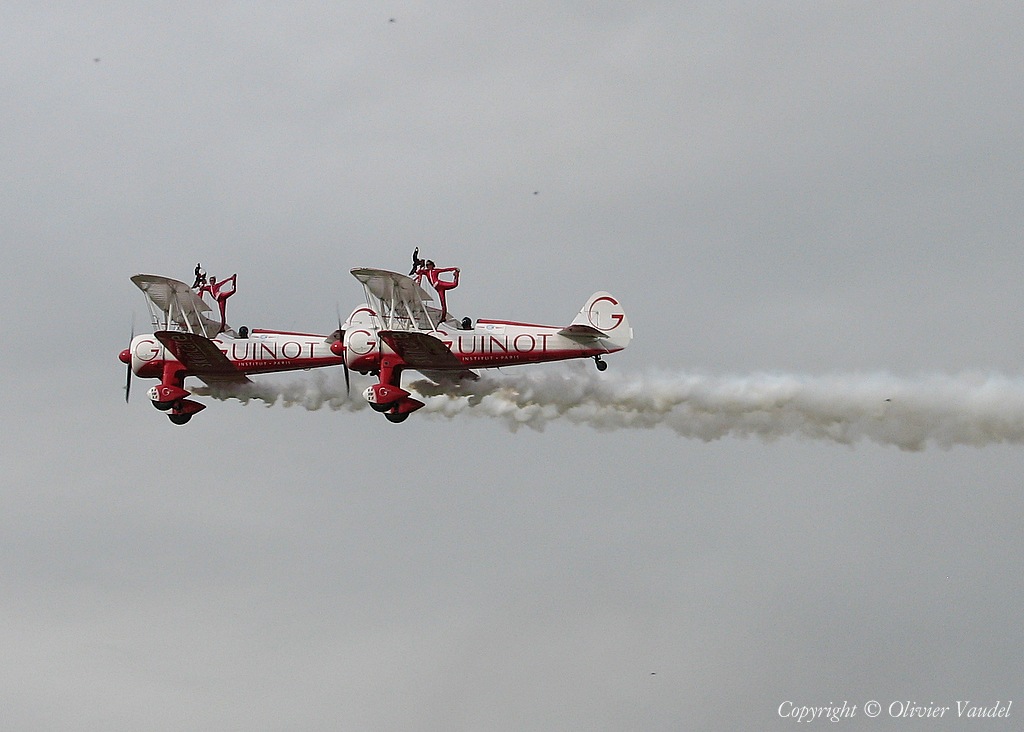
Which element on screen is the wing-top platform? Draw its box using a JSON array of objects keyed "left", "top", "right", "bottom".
[{"left": 132, "top": 274, "right": 230, "bottom": 337}]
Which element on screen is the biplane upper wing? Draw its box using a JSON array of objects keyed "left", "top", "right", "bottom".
[
  {"left": 379, "top": 330, "right": 477, "bottom": 380},
  {"left": 351, "top": 268, "right": 432, "bottom": 304},
  {"left": 132, "top": 274, "right": 225, "bottom": 335},
  {"left": 154, "top": 331, "right": 251, "bottom": 385},
  {"left": 351, "top": 268, "right": 437, "bottom": 330}
]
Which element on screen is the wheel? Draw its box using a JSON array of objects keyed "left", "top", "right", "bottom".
[
  {"left": 152, "top": 400, "right": 175, "bottom": 411},
  {"left": 384, "top": 411, "right": 409, "bottom": 423},
  {"left": 595, "top": 358, "right": 608, "bottom": 372},
  {"left": 370, "top": 401, "right": 393, "bottom": 413},
  {"left": 168, "top": 412, "right": 193, "bottom": 425}
]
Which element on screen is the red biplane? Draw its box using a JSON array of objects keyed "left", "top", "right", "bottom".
[
  {"left": 119, "top": 272, "right": 341, "bottom": 424},
  {"left": 336, "top": 261, "right": 632, "bottom": 422}
]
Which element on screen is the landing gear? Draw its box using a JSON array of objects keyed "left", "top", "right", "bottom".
[
  {"left": 369, "top": 395, "right": 424, "bottom": 424},
  {"left": 365, "top": 360, "right": 424, "bottom": 423},
  {"left": 167, "top": 399, "right": 206, "bottom": 426},
  {"left": 594, "top": 355, "right": 608, "bottom": 372},
  {"left": 364, "top": 381, "right": 411, "bottom": 411},
  {"left": 149, "top": 381, "right": 190, "bottom": 410}
]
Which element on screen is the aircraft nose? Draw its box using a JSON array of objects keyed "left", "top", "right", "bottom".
[
  {"left": 119, "top": 348, "right": 132, "bottom": 364},
  {"left": 330, "top": 340, "right": 345, "bottom": 357}
]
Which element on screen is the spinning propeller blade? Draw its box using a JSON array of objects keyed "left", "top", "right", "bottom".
[
  {"left": 336, "top": 307, "right": 350, "bottom": 396},
  {"left": 124, "top": 319, "right": 135, "bottom": 403}
]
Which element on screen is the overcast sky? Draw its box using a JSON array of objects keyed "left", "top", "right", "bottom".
[{"left": 2, "top": 3, "right": 1023, "bottom": 730}]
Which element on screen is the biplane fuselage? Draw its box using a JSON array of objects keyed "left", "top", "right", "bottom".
[
  {"left": 344, "top": 317, "right": 626, "bottom": 372},
  {"left": 127, "top": 331, "right": 339, "bottom": 380},
  {"left": 340, "top": 268, "right": 632, "bottom": 422}
]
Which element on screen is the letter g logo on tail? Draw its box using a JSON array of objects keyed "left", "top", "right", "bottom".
[{"left": 587, "top": 295, "right": 625, "bottom": 330}]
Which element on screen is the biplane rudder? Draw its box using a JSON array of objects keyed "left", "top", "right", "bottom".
[{"left": 569, "top": 291, "right": 632, "bottom": 351}]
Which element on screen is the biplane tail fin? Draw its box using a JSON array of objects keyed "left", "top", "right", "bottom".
[{"left": 560, "top": 292, "right": 632, "bottom": 351}]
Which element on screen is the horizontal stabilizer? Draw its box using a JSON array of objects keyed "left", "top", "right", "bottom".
[{"left": 557, "top": 323, "right": 609, "bottom": 342}]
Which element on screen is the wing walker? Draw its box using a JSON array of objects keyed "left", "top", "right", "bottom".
[{"left": 121, "top": 256, "right": 632, "bottom": 424}]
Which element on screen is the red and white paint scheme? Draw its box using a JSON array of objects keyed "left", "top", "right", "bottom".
[
  {"left": 119, "top": 274, "right": 341, "bottom": 424},
  {"left": 338, "top": 266, "right": 632, "bottom": 423}
]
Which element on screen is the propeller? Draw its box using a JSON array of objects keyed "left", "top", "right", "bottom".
[
  {"left": 342, "top": 338, "right": 350, "bottom": 397},
  {"left": 121, "top": 318, "right": 135, "bottom": 403},
  {"left": 335, "top": 306, "right": 350, "bottom": 396}
]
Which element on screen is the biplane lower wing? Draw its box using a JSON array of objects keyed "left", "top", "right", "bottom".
[
  {"left": 418, "top": 369, "right": 480, "bottom": 384},
  {"left": 154, "top": 331, "right": 251, "bottom": 385},
  {"left": 379, "top": 330, "right": 476, "bottom": 379}
]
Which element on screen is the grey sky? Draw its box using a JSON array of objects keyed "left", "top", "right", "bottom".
[{"left": 2, "top": 3, "right": 1022, "bottom": 729}]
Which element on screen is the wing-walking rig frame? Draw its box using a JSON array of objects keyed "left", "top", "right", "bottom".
[
  {"left": 131, "top": 274, "right": 236, "bottom": 337},
  {"left": 350, "top": 267, "right": 445, "bottom": 332}
]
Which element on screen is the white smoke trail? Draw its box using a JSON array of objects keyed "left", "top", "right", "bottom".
[
  {"left": 194, "top": 365, "right": 1024, "bottom": 450},
  {"left": 194, "top": 371, "right": 370, "bottom": 414}
]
